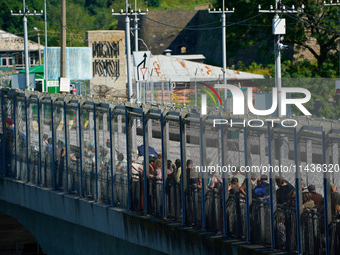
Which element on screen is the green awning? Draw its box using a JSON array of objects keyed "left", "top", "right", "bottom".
[{"left": 19, "top": 64, "right": 44, "bottom": 74}]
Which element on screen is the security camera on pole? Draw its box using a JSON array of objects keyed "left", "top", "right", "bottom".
[
  {"left": 258, "top": 2, "right": 303, "bottom": 117},
  {"left": 209, "top": 3, "right": 234, "bottom": 111},
  {"left": 112, "top": 3, "right": 148, "bottom": 103},
  {"left": 11, "top": 1, "right": 43, "bottom": 90}
]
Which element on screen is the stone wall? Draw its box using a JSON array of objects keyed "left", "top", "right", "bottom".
[{"left": 86, "top": 31, "right": 127, "bottom": 100}]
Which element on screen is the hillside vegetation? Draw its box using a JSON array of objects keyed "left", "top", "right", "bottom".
[{"left": 0, "top": 0, "right": 210, "bottom": 47}]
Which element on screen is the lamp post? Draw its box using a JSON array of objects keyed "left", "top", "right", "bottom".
[{"left": 33, "top": 27, "right": 41, "bottom": 64}]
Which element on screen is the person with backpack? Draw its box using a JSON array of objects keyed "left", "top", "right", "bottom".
[{"left": 253, "top": 174, "right": 270, "bottom": 202}]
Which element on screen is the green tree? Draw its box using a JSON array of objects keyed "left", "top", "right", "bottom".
[{"left": 214, "top": 0, "right": 340, "bottom": 77}]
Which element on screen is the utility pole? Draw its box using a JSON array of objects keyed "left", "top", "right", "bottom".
[
  {"left": 112, "top": 4, "right": 148, "bottom": 102},
  {"left": 258, "top": 2, "right": 303, "bottom": 117},
  {"left": 209, "top": 3, "right": 234, "bottom": 111},
  {"left": 324, "top": 1, "right": 340, "bottom": 78},
  {"left": 11, "top": 2, "right": 42, "bottom": 90},
  {"left": 61, "top": 0, "right": 67, "bottom": 79},
  {"left": 134, "top": 0, "right": 139, "bottom": 52},
  {"left": 33, "top": 27, "right": 41, "bottom": 64},
  {"left": 44, "top": 0, "right": 48, "bottom": 92}
]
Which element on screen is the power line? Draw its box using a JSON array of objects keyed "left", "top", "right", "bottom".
[
  {"left": 35, "top": 15, "right": 116, "bottom": 29},
  {"left": 143, "top": 13, "right": 263, "bottom": 30},
  {"left": 0, "top": 17, "right": 17, "bottom": 26},
  {"left": 281, "top": 3, "right": 340, "bottom": 24},
  {"left": 284, "top": 12, "right": 340, "bottom": 34},
  {"left": 226, "top": 13, "right": 264, "bottom": 27}
]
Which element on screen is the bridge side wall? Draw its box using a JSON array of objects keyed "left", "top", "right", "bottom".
[{"left": 0, "top": 178, "right": 281, "bottom": 255}]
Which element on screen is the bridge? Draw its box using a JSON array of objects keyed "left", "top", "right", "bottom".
[{"left": 0, "top": 88, "right": 339, "bottom": 255}]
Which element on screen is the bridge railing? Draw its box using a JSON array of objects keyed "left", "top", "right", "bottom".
[{"left": 1, "top": 88, "right": 340, "bottom": 255}]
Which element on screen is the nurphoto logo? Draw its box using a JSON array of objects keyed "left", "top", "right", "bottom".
[{"left": 201, "top": 84, "right": 312, "bottom": 127}]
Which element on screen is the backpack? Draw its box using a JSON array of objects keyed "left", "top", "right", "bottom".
[{"left": 253, "top": 182, "right": 270, "bottom": 199}]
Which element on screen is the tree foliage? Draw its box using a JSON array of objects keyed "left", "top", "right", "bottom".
[{"left": 214, "top": 0, "right": 340, "bottom": 77}]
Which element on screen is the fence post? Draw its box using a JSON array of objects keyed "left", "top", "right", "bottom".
[
  {"left": 25, "top": 93, "right": 30, "bottom": 183},
  {"left": 142, "top": 110, "right": 149, "bottom": 215},
  {"left": 244, "top": 125, "right": 251, "bottom": 243},
  {"left": 293, "top": 127, "right": 303, "bottom": 254},
  {"left": 13, "top": 94, "right": 17, "bottom": 179},
  {"left": 331, "top": 143, "right": 338, "bottom": 185},
  {"left": 51, "top": 99, "right": 56, "bottom": 190},
  {"left": 37, "top": 98, "right": 43, "bottom": 185},
  {"left": 78, "top": 101, "right": 84, "bottom": 198},
  {"left": 267, "top": 125, "right": 277, "bottom": 249},
  {"left": 1, "top": 91, "right": 5, "bottom": 177},
  {"left": 93, "top": 104, "right": 99, "bottom": 202},
  {"left": 109, "top": 107, "right": 115, "bottom": 206},
  {"left": 179, "top": 114, "right": 187, "bottom": 225},
  {"left": 220, "top": 121, "right": 229, "bottom": 237},
  {"left": 199, "top": 116, "right": 206, "bottom": 230},
  {"left": 125, "top": 108, "right": 132, "bottom": 210},
  {"left": 64, "top": 101, "right": 70, "bottom": 194},
  {"left": 161, "top": 111, "right": 168, "bottom": 218},
  {"left": 322, "top": 130, "right": 331, "bottom": 255}
]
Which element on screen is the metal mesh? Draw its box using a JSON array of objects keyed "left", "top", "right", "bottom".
[
  {"left": 67, "top": 105, "right": 81, "bottom": 195},
  {"left": 16, "top": 99, "right": 27, "bottom": 182},
  {"left": 28, "top": 100, "right": 39, "bottom": 185},
  {"left": 148, "top": 118, "right": 162, "bottom": 217},
  {"left": 82, "top": 107, "right": 96, "bottom": 200},
  {"left": 1, "top": 88, "right": 340, "bottom": 254},
  {"left": 166, "top": 120, "right": 181, "bottom": 221},
  {"left": 113, "top": 114, "right": 128, "bottom": 208},
  {"left": 54, "top": 103, "right": 66, "bottom": 191},
  {"left": 131, "top": 116, "right": 143, "bottom": 211},
  {"left": 186, "top": 120, "right": 202, "bottom": 228}
]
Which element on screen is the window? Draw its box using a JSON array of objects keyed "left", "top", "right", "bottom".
[
  {"left": 181, "top": 46, "right": 186, "bottom": 54},
  {"left": 17, "top": 56, "right": 23, "bottom": 65},
  {"left": 1, "top": 57, "right": 13, "bottom": 66}
]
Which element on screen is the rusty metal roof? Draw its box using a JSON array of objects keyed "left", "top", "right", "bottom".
[{"left": 141, "top": 55, "right": 265, "bottom": 82}]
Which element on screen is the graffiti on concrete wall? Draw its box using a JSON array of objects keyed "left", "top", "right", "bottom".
[
  {"left": 93, "top": 59, "right": 119, "bottom": 77},
  {"left": 92, "top": 41, "right": 120, "bottom": 77}
]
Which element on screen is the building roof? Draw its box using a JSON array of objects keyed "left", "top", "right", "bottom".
[
  {"left": 19, "top": 65, "right": 44, "bottom": 79},
  {"left": 0, "top": 29, "right": 44, "bottom": 51},
  {"left": 145, "top": 55, "right": 265, "bottom": 82},
  {"left": 170, "top": 54, "right": 206, "bottom": 61}
]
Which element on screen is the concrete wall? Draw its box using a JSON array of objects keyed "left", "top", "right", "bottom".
[
  {"left": 0, "top": 178, "right": 288, "bottom": 255},
  {"left": 86, "top": 31, "right": 127, "bottom": 100}
]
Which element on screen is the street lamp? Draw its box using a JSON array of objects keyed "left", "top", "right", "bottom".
[{"left": 33, "top": 27, "right": 41, "bottom": 65}]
